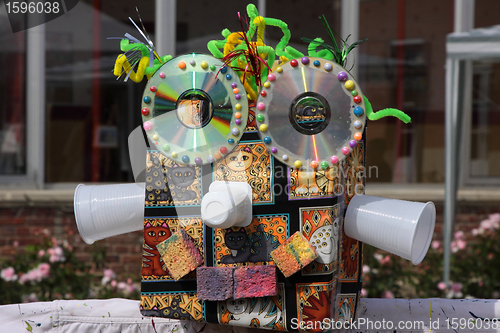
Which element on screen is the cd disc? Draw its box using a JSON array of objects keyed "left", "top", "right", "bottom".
[
  {"left": 141, "top": 53, "right": 248, "bottom": 165},
  {"left": 255, "top": 57, "right": 366, "bottom": 169}
]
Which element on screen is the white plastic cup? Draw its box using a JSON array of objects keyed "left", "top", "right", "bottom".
[
  {"left": 74, "top": 183, "right": 145, "bottom": 244},
  {"left": 344, "top": 194, "right": 436, "bottom": 265},
  {"left": 201, "top": 181, "right": 252, "bottom": 229}
]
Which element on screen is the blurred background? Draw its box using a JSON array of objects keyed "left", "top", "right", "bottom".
[{"left": 0, "top": 0, "right": 499, "bottom": 303}]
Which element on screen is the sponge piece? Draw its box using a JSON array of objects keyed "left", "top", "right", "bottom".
[
  {"left": 233, "top": 265, "right": 277, "bottom": 299},
  {"left": 196, "top": 266, "right": 234, "bottom": 301},
  {"left": 270, "top": 231, "right": 318, "bottom": 277},
  {"left": 156, "top": 228, "right": 203, "bottom": 281}
]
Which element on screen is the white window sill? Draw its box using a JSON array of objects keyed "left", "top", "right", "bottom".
[{"left": 1, "top": 183, "right": 500, "bottom": 206}]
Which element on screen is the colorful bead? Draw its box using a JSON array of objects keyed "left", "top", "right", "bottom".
[
  {"left": 271, "top": 147, "right": 278, "bottom": 154},
  {"left": 344, "top": 80, "right": 355, "bottom": 90},
  {"left": 150, "top": 86, "right": 157, "bottom": 92},
  {"left": 162, "top": 144, "right": 170, "bottom": 152},
  {"left": 142, "top": 108, "right": 150, "bottom": 116},
  {"left": 226, "top": 74, "right": 232, "bottom": 80},
  {"left": 342, "top": 147, "right": 350, "bottom": 155},
  {"left": 282, "top": 155, "right": 289, "bottom": 161},
  {"left": 189, "top": 60, "right": 196, "bottom": 66},
  {"left": 220, "top": 147, "right": 228, "bottom": 154},
  {"left": 259, "top": 124, "right": 268, "bottom": 132},
  {"left": 264, "top": 82, "right": 271, "bottom": 88},
  {"left": 354, "top": 106, "right": 364, "bottom": 116},
  {"left": 257, "top": 102, "right": 265, "bottom": 111},
  {"left": 220, "top": 67, "right": 227, "bottom": 74},
  {"left": 354, "top": 132, "right": 362, "bottom": 141},
  {"left": 228, "top": 138, "right": 234, "bottom": 144},
  {"left": 178, "top": 61, "right": 186, "bottom": 69},
  {"left": 310, "top": 160, "right": 318, "bottom": 169},
  {"left": 152, "top": 134, "right": 159, "bottom": 141},
  {"left": 351, "top": 90, "right": 358, "bottom": 96},
  {"left": 213, "top": 151, "right": 221, "bottom": 159},
  {"left": 290, "top": 59, "right": 298, "bottom": 67},
  {"left": 349, "top": 140, "right": 357, "bottom": 148},
  {"left": 256, "top": 114, "right": 264, "bottom": 122},
  {"left": 267, "top": 74, "right": 276, "bottom": 82},
  {"left": 235, "top": 104, "right": 242, "bottom": 111},
  {"left": 231, "top": 128, "right": 240, "bottom": 136},
  {"left": 210, "top": 65, "right": 216, "bottom": 71},
  {"left": 263, "top": 136, "right": 271, "bottom": 144},
  {"left": 200, "top": 61, "right": 208, "bottom": 69},
  {"left": 231, "top": 82, "right": 237, "bottom": 89},
  {"left": 182, "top": 155, "right": 190, "bottom": 163},
  {"left": 159, "top": 72, "right": 166, "bottom": 78},
  {"left": 207, "top": 155, "right": 214, "bottom": 163},
  {"left": 324, "top": 63, "right": 333, "bottom": 71},
  {"left": 301, "top": 57, "right": 310, "bottom": 65},
  {"left": 353, "top": 95, "right": 362, "bottom": 104},
  {"left": 143, "top": 96, "right": 151, "bottom": 103},
  {"left": 354, "top": 120, "right": 362, "bottom": 129},
  {"left": 235, "top": 94, "right": 241, "bottom": 100},
  {"left": 276, "top": 67, "right": 283, "bottom": 73},
  {"left": 235, "top": 112, "right": 241, "bottom": 119},
  {"left": 143, "top": 121, "right": 153, "bottom": 131},
  {"left": 195, "top": 157, "right": 202, "bottom": 165},
  {"left": 235, "top": 119, "right": 241, "bottom": 125},
  {"left": 294, "top": 160, "right": 302, "bottom": 168},
  {"left": 233, "top": 88, "right": 239, "bottom": 94},
  {"left": 330, "top": 156, "right": 339, "bottom": 164},
  {"left": 260, "top": 90, "right": 267, "bottom": 97},
  {"left": 171, "top": 151, "right": 178, "bottom": 158},
  {"left": 313, "top": 60, "right": 320, "bottom": 67},
  {"left": 338, "top": 71, "right": 348, "bottom": 81},
  {"left": 320, "top": 161, "right": 329, "bottom": 170}
]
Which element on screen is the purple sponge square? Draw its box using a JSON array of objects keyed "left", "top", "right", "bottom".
[
  {"left": 196, "top": 266, "right": 234, "bottom": 301},
  {"left": 233, "top": 265, "right": 277, "bottom": 299}
]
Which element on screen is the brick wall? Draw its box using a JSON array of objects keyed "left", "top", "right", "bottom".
[
  {"left": 0, "top": 207, "right": 143, "bottom": 279},
  {"left": 0, "top": 202, "right": 499, "bottom": 282}
]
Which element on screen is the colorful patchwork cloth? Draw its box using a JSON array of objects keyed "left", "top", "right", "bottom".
[{"left": 140, "top": 120, "right": 365, "bottom": 331}]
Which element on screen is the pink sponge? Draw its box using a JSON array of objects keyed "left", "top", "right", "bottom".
[
  {"left": 270, "top": 231, "right": 318, "bottom": 277},
  {"left": 156, "top": 229, "right": 203, "bottom": 281},
  {"left": 196, "top": 266, "right": 234, "bottom": 301},
  {"left": 233, "top": 265, "right": 277, "bottom": 299}
]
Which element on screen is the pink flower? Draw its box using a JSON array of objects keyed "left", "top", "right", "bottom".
[
  {"left": 110, "top": 280, "right": 117, "bottom": 288},
  {"left": 362, "top": 265, "right": 370, "bottom": 274},
  {"left": 451, "top": 282, "right": 462, "bottom": 293},
  {"left": 456, "top": 239, "right": 467, "bottom": 250},
  {"left": 38, "top": 263, "right": 50, "bottom": 278},
  {"left": 381, "top": 290, "right": 394, "bottom": 299},
  {"left": 104, "top": 269, "right": 116, "bottom": 279},
  {"left": 361, "top": 288, "right": 368, "bottom": 297},
  {"left": 38, "top": 250, "right": 45, "bottom": 257},
  {"left": 48, "top": 246, "right": 66, "bottom": 263},
  {"left": 431, "top": 240, "right": 440, "bottom": 249},
  {"left": 101, "top": 269, "right": 117, "bottom": 285},
  {"left": 471, "top": 228, "right": 480, "bottom": 236},
  {"left": 454, "top": 231, "right": 464, "bottom": 240},
  {"left": 437, "top": 282, "right": 447, "bottom": 290},
  {"left": 380, "top": 255, "right": 391, "bottom": 265},
  {"left": 117, "top": 282, "right": 127, "bottom": 291},
  {"left": 13, "top": 241, "right": 19, "bottom": 247},
  {"left": 1, "top": 267, "right": 18, "bottom": 282}
]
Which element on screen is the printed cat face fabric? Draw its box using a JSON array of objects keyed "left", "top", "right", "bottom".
[{"left": 140, "top": 124, "right": 365, "bottom": 331}]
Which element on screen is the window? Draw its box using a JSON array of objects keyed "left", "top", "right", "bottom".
[{"left": 0, "top": 15, "right": 26, "bottom": 176}]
